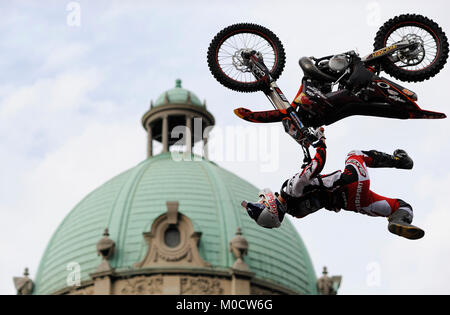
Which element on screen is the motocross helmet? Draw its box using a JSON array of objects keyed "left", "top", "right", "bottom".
[{"left": 241, "top": 188, "right": 286, "bottom": 229}]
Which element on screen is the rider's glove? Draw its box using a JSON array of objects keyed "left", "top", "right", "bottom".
[
  {"left": 309, "top": 127, "right": 326, "bottom": 148},
  {"left": 300, "top": 127, "right": 318, "bottom": 144},
  {"left": 313, "top": 127, "right": 325, "bottom": 140}
]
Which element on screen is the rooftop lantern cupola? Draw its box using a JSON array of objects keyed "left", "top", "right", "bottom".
[{"left": 142, "top": 79, "right": 215, "bottom": 158}]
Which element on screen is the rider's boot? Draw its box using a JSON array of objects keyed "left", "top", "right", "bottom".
[
  {"left": 388, "top": 207, "right": 424, "bottom": 240},
  {"left": 362, "top": 149, "right": 413, "bottom": 169}
]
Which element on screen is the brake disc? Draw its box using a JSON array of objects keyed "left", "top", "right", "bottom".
[
  {"left": 397, "top": 34, "right": 426, "bottom": 67},
  {"left": 232, "top": 49, "right": 252, "bottom": 72}
]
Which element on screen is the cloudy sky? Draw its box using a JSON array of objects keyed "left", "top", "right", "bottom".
[{"left": 1, "top": 0, "right": 449, "bottom": 295}]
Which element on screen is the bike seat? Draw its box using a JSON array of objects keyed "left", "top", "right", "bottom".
[{"left": 299, "top": 57, "right": 337, "bottom": 82}]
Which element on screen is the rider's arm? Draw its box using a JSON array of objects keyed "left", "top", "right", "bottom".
[
  {"left": 305, "top": 138, "right": 327, "bottom": 180},
  {"left": 287, "top": 129, "right": 327, "bottom": 197},
  {"left": 290, "top": 138, "right": 326, "bottom": 196}
]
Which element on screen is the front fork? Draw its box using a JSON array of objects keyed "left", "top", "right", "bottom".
[
  {"left": 264, "top": 82, "right": 314, "bottom": 165},
  {"left": 264, "top": 82, "right": 305, "bottom": 137},
  {"left": 248, "top": 54, "right": 315, "bottom": 164}
]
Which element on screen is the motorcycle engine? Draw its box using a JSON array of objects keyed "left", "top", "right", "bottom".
[{"left": 328, "top": 54, "right": 350, "bottom": 73}]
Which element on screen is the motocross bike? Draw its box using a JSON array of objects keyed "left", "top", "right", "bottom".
[{"left": 207, "top": 14, "right": 448, "bottom": 165}]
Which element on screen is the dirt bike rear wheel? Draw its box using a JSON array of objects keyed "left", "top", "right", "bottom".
[
  {"left": 207, "top": 23, "right": 285, "bottom": 92},
  {"left": 374, "top": 14, "right": 448, "bottom": 82}
]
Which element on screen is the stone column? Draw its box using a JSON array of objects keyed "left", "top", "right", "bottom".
[
  {"left": 186, "top": 115, "right": 192, "bottom": 154},
  {"left": 203, "top": 138, "right": 208, "bottom": 160},
  {"left": 147, "top": 125, "right": 153, "bottom": 158},
  {"left": 162, "top": 115, "right": 169, "bottom": 153},
  {"left": 203, "top": 125, "right": 210, "bottom": 160}
]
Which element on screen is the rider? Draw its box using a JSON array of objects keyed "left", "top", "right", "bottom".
[{"left": 241, "top": 127, "right": 425, "bottom": 240}]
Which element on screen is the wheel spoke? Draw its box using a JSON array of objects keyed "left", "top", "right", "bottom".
[
  {"left": 215, "top": 31, "right": 278, "bottom": 83},
  {"left": 386, "top": 24, "right": 439, "bottom": 71}
]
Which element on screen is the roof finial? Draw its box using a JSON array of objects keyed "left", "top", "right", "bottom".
[
  {"left": 13, "top": 268, "right": 33, "bottom": 295},
  {"left": 175, "top": 79, "right": 182, "bottom": 88},
  {"left": 95, "top": 227, "right": 116, "bottom": 273},
  {"left": 229, "top": 227, "right": 249, "bottom": 271},
  {"left": 187, "top": 91, "right": 192, "bottom": 104},
  {"left": 317, "top": 266, "right": 342, "bottom": 295}
]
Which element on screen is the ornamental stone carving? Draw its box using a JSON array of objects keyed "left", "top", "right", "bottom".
[
  {"left": 13, "top": 268, "right": 33, "bottom": 295},
  {"left": 180, "top": 277, "right": 224, "bottom": 295},
  {"left": 67, "top": 286, "right": 94, "bottom": 295},
  {"left": 95, "top": 228, "right": 115, "bottom": 273},
  {"left": 317, "top": 266, "right": 342, "bottom": 295},
  {"left": 250, "top": 286, "right": 280, "bottom": 295},
  {"left": 121, "top": 276, "right": 163, "bottom": 295},
  {"left": 134, "top": 201, "right": 210, "bottom": 268},
  {"left": 229, "top": 227, "right": 249, "bottom": 271}
]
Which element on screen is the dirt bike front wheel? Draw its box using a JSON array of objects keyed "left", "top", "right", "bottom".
[
  {"left": 207, "top": 23, "right": 286, "bottom": 93},
  {"left": 374, "top": 14, "right": 449, "bottom": 82}
]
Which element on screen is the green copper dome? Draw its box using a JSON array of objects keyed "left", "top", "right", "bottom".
[
  {"left": 154, "top": 79, "right": 203, "bottom": 107},
  {"left": 33, "top": 153, "right": 317, "bottom": 295}
]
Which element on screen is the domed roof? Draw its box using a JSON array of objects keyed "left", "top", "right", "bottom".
[
  {"left": 33, "top": 153, "right": 317, "bottom": 295},
  {"left": 154, "top": 79, "right": 203, "bottom": 107}
]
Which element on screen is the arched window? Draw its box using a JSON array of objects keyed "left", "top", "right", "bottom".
[{"left": 164, "top": 225, "right": 180, "bottom": 248}]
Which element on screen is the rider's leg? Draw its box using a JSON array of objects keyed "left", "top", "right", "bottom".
[
  {"left": 387, "top": 200, "right": 425, "bottom": 240},
  {"left": 342, "top": 151, "right": 372, "bottom": 212},
  {"left": 342, "top": 151, "right": 423, "bottom": 239},
  {"left": 361, "top": 149, "right": 413, "bottom": 170},
  {"left": 364, "top": 193, "right": 425, "bottom": 240}
]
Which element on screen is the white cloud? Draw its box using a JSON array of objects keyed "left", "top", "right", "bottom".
[
  {"left": 0, "top": 49, "right": 138, "bottom": 294},
  {"left": 0, "top": 120, "right": 146, "bottom": 294},
  {"left": 0, "top": 68, "right": 102, "bottom": 118},
  {"left": 379, "top": 173, "right": 450, "bottom": 294},
  {"left": 40, "top": 43, "right": 90, "bottom": 73}
]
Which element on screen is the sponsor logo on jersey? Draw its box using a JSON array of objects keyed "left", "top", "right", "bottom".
[
  {"left": 355, "top": 182, "right": 363, "bottom": 211},
  {"left": 347, "top": 159, "right": 367, "bottom": 178}
]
